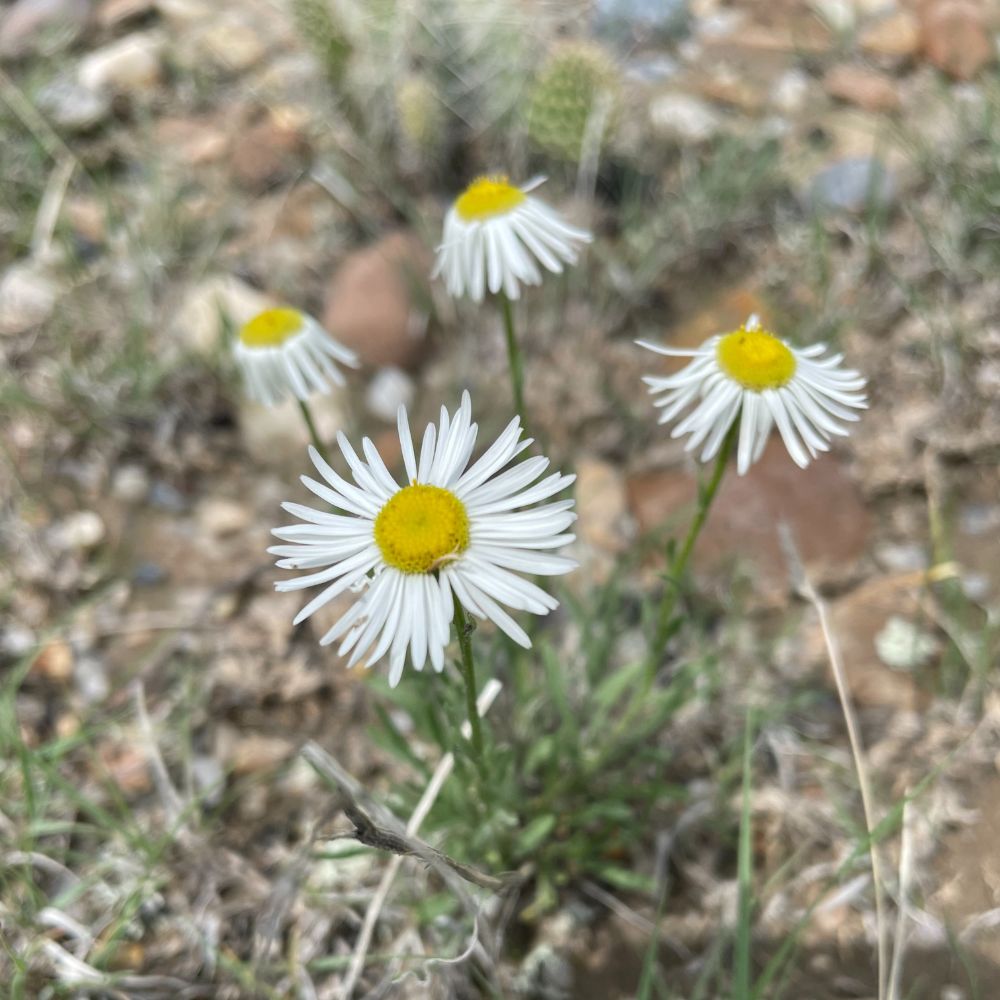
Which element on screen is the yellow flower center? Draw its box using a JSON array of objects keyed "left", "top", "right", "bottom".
[
  {"left": 455, "top": 175, "right": 526, "bottom": 222},
  {"left": 239, "top": 308, "right": 304, "bottom": 348},
  {"left": 716, "top": 325, "right": 796, "bottom": 391},
  {"left": 374, "top": 484, "right": 470, "bottom": 574}
]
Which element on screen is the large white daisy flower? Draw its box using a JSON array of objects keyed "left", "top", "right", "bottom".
[
  {"left": 234, "top": 307, "right": 359, "bottom": 407},
  {"left": 638, "top": 315, "right": 867, "bottom": 475},
  {"left": 433, "top": 175, "right": 592, "bottom": 302},
  {"left": 270, "top": 392, "right": 577, "bottom": 686}
]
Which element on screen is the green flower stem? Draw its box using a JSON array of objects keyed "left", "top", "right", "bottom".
[
  {"left": 452, "top": 595, "right": 488, "bottom": 780},
  {"left": 499, "top": 294, "right": 529, "bottom": 436},
  {"left": 648, "top": 423, "right": 738, "bottom": 678},
  {"left": 297, "top": 398, "right": 330, "bottom": 463}
]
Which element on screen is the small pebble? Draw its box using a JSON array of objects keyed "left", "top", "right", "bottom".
[
  {"left": 149, "top": 480, "right": 187, "bottom": 512},
  {"left": 365, "top": 367, "right": 416, "bottom": 424},
  {"left": 50, "top": 511, "right": 106, "bottom": 551}
]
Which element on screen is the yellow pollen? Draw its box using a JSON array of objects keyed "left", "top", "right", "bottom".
[
  {"left": 374, "top": 484, "right": 470, "bottom": 575},
  {"left": 455, "top": 175, "right": 526, "bottom": 222},
  {"left": 716, "top": 325, "right": 796, "bottom": 391},
  {"left": 239, "top": 308, "right": 304, "bottom": 348}
]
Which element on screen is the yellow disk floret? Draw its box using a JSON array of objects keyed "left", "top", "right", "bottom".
[
  {"left": 717, "top": 325, "right": 796, "bottom": 391},
  {"left": 240, "top": 308, "right": 305, "bottom": 348},
  {"left": 455, "top": 176, "right": 526, "bottom": 222},
  {"left": 374, "top": 484, "right": 470, "bottom": 574}
]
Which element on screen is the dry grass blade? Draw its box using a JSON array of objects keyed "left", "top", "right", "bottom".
[
  {"left": 887, "top": 796, "right": 915, "bottom": 1000},
  {"left": 781, "top": 524, "right": 889, "bottom": 1000}
]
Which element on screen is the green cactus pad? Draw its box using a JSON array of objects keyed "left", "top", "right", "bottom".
[{"left": 528, "top": 41, "right": 621, "bottom": 164}]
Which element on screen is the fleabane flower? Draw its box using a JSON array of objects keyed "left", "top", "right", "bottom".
[
  {"left": 234, "top": 307, "right": 359, "bottom": 407},
  {"left": 433, "top": 175, "right": 592, "bottom": 302},
  {"left": 638, "top": 315, "right": 867, "bottom": 475},
  {"left": 270, "top": 392, "right": 577, "bottom": 686}
]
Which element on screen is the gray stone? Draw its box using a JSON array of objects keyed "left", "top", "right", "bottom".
[
  {"left": 77, "top": 31, "right": 164, "bottom": 95},
  {"left": 770, "top": 69, "right": 811, "bottom": 115},
  {"left": 806, "top": 156, "right": 896, "bottom": 215},
  {"left": 0, "top": 0, "right": 90, "bottom": 59},
  {"left": 239, "top": 393, "right": 347, "bottom": 466},
  {"left": 149, "top": 480, "right": 187, "bottom": 512},
  {"left": 132, "top": 561, "right": 167, "bottom": 586},
  {"left": 75, "top": 654, "right": 110, "bottom": 704},
  {"left": 1, "top": 624, "right": 37, "bottom": 658},
  {"left": 195, "top": 497, "right": 252, "bottom": 538},
  {"left": 36, "top": 76, "right": 110, "bottom": 132},
  {"left": 958, "top": 503, "right": 1000, "bottom": 535},
  {"left": 874, "top": 542, "right": 927, "bottom": 573},
  {"left": 0, "top": 261, "right": 59, "bottom": 336},
  {"left": 365, "top": 367, "right": 415, "bottom": 423},
  {"left": 623, "top": 52, "right": 679, "bottom": 85},
  {"left": 111, "top": 464, "right": 149, "bottom": 503},
  {"left": 594, "top": 0, "right": 689, "bottom": 47},
  {"left": 648, "top": 92, "right": 723, "bottom": 143},
  {"left": 50, "top": 510, "right": 105, "bottom": 551},
  {"left": 170, "top": 275, "right": 273, "bottom": 358}
]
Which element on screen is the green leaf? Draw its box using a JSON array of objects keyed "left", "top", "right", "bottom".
[
  {"left": 516, "top": 813, "right": 558, "bottom": 855},
  {"left": 596, "top": 865, "right": 655, "bottom": 896},
  {"left": 524, "top": 734, "right": 556, "bottom": 775},
  {"left": 593, "top": 659, "right": 646, "bottom": 713},
  {"left": 370, "top": 704, "right": 430, "bottom": 778}
]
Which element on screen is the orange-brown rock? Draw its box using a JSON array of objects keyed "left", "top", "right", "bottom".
[
  {"left": 823, "top": 64, "right": 901, "bottom": 113},
  {"left": 627, "top": 440, "right": 872, "bottom": 607},
  {"left": 922, "top": 0, "right": 994, "bottom": 80},
  {"left": 322, "top": 232, "right": 431, "bottom": 369}
]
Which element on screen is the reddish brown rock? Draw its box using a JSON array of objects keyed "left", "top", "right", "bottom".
[
  {"left": 65, "top": 196, "right": 107, "bottom": 244},
  {"left": 650, "top": 286, "right": 772, "bottom": 375},
  {"left": 802, "top": 571, "right": 934, "bottom": 709},
  {"left": 626, "top": 440, "right": 872, "bottom": 606},
  {"left": 921, "top": 0, "right": 994, "bottom": 80},
  {"left": 231, "top": 115, "right": 308, "bottom": 191},
  {"left": 98, "top": 741, "right": 153, "bottom": 796},
  {"left": 30, "top": 640, "right": 74, "bottom": 683},
  {"left": 322, "top": 231, "right": 431, "bottom": 369},
  {"left": 859, "top": 10, "right": 922, "bottom": 60},
  {"left": 823, "top": 64, "right": 901, "bottom": 113}
]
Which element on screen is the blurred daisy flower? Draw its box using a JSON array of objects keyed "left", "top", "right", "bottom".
[
  {"left": 433, "top": 175, "right": 591, "bottom": 302},
  {"left": 270, "top": 392, "right": 577, "bottom": 686},
  {"left": 638, "top": 315, "right": 867, "bottom": 475},
  {"left": 234, "top": 307, "right": 359, "bottom": 407}
]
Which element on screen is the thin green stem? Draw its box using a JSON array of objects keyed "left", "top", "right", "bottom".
[
  {"left": 297, "top": 398, "right": 330, "bottom": 462},
  {"left": 648, "top": 423, "right": 737, "bottom": 676},
  {"left": 499, "top": 294, "right": 529, "bottom": 435},
  {"left": 452, "top": 595, "right": 487, "bottom": 779}
]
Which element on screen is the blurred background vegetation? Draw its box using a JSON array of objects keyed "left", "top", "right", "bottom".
[{"left": 2, "top": 0, "right": 1000, "bottom": 997}]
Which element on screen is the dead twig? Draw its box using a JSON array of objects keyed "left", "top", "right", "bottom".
[
  {"left": 31, "top": 156, "right": 75, "bottom": 259},
  {"left": 302, "top": 679, "right": 515, "bottom": 998}
]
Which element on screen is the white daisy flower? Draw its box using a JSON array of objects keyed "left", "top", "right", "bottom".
[
  {"left": 234, "top": 307, "right": 359, "bottom": 407},
  {"left": 270, "top": 392, "right": 577, "bottom": 687},
  {"left": 638, "top": 315, "right": 867, "bottom": 475},
  {"left": 433, "top": 175, "right": 592, "bottom": 302}
]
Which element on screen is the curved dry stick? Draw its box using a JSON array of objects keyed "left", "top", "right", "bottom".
[{"left": 302, "top": 679, "right": 507, "bottom": 998}]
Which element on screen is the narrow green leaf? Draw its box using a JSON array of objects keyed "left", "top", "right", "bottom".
[{"left": 516, "top": 814, "right": 557, "bottom": 855}]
